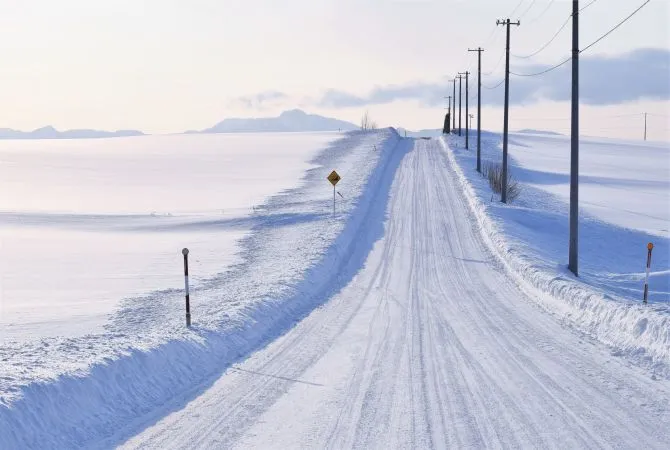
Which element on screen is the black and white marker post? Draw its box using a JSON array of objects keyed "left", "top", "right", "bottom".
[
  {"left": 643, "top": 242, "right": 653, "bottom": 304},
  {"left": 182, "top": 247, "right": 191, "bottom": 327}
]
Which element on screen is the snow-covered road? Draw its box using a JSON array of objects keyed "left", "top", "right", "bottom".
[{"left": 121, "top": 138, "right": 670, "bottom": 449}]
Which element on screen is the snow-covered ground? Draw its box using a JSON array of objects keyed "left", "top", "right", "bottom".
[
  {"left": 444, "top": 130, "right": 669, "bottom": 377},
  {"left": 0, "top": 129, "right": 400, "bottom": 448},
  {"left": 0, "top": 132, "right": 337, "bottom": 339},
  {"left": 118, "top": 138, "right": 669, "bottom": 449},
  {"left": 3, "top": 129, "right": 669, "bottom": 448}
]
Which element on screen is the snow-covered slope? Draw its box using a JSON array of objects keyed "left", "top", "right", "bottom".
[
  {"left": 442, "top": 131, "right": 669, "bottom": 378},
  {"left": 0, "top": 129, "right": 401, "bottom": 448}
]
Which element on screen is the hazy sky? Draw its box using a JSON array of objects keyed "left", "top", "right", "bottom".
[{"left": 1, "top": 0, "right": 669, "bottom": 140}]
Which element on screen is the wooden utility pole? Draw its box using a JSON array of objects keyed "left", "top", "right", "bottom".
[
  {"left": 568, "top": 0, "right": 579, "bottom": 276},
  {"left": 469, "top": 47, "right": 484, "bottom": 172},
  {"left": 459, "top": 71, "right": 470, "bottom": 148},
  {"left": 496, "top": 18, "right": 520, "bottom": 203}
]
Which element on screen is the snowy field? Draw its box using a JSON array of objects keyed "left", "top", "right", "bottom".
[
  {"left": 0, "top": 129, "right": 398, "bottom": 447},
  {"left": 444, "top": 131, "right": 669, "bottom": 376},
  {"left": 0, "top": 133, "right": 337, "bottom": 340}
]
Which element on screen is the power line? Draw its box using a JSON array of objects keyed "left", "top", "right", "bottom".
[
  {"left": 510, "top": 0, "right": 651, "bottom": 77},
  {"left": 510, "top": 56, "right": 570, "bottom": 77},
  {"left": 581, "top": 0, "right": 651, "bottom": 54},
  {"left": 512, "top": 13, "right": 571, "bottom": 59},
  {"left": 483, "top": 79, "right": 505, "bottom": 90},
  {"left": 480, "top": 25, "right": 500, "bottom": 48},
  {"left": 524, "top": 0, "right": 555, "bottom": 26},
  {"left": 518, "top": 0, "right": 538, "bottom": 20},
  {"left": 508, "top": 0, "right": 525, "bottom": 17},
  {"left": 579, "top": 0, "right": 600, "bottom": 12},
  {"left": 483, "top": 51, "right": 505, "bottom": 76}
]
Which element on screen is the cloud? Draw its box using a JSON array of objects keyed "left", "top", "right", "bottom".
[
  {"left": 318, "top": 83, "right": 447, "bottom": 108},
  {"left": 313, "top": 48, "right": 670, "bottom": 108},
  {"left": 227, "top": 90, "right": 289, "bottom": 110}
]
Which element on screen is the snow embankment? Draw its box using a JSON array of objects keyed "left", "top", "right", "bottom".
[
  {"left": 440, "top": 134, "right": 669, "bottom": 380},
  {"left": 0, "top": 129, "right": 405, "bottom": 448}
]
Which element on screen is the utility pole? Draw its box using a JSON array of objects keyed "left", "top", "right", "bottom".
[
  {"left": 457, "top": 74, "right": 463, "bottom": 136},
  {"left": 443, "top": 95, "right": 452, "bottom": 134},
  {"left": 568, "top": 0, "right": 579, "bottom": 276},
  {"left": 452, "top": 79, "right": 457, "bottom": 132},
  {"left": 469, "top": 47, "right": 484, "bottom": 172},
  {"left": 496, "top": 18, "right": 520, "bottom": 204},
  {"left": 460, "top": 71, "right": 470, "bottom": 148},
  {"left": 644, "top": 112, "right": 647, "bottom": 141}
]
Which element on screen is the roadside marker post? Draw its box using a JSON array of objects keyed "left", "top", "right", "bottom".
[
  {"left": 327, "top": 170, "right": 341, "bottom": 214},
  {"left": 643, "top": 242, "right": 653, "bottom": 304},
  {"left": 182, "top": 248, "right": 192, "bottom": 327}
]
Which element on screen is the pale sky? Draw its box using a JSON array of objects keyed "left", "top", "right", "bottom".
[{"left": 1, "top": 0, "right": 669, "bottom": 140}]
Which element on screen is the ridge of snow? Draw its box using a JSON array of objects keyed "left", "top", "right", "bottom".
[
  {"left": 0, "top": 129, "right": 402, "bottom": 448},
  {"left": 439, "top": 135, "right": 669, "bottom": 380}
]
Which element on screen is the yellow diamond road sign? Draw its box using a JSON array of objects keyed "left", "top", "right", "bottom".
[{"left": 328, "top": 170, "right": 341, "bottom": 186}]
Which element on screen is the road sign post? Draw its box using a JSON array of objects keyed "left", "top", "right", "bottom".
[
  {"left": 327, "top": 170, "right": 341, "bottom": 214},
  {"left": 182, "top": 248, "right": 191, "bottom": 327},
  {"left": 643, "top": 242, "right": 653, "bottom": 304}
]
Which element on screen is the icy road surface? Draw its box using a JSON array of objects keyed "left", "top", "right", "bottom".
[{"left": 122, "top": 138, "right": 670, "bottom": 449}]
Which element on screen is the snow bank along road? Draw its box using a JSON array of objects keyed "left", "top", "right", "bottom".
[{"left": 121, "top": 138, "right": 670, "bottom": 449}]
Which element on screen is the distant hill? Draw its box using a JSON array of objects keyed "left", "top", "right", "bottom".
[
  {"left": 516, "top": 129, "right": 564, "bottom": 136},
  {"left": 194, "top": 109, "right": 359, "bottom": 134},
  {"left": 0, "top": 126, "right": 145, "bottom": 140}
]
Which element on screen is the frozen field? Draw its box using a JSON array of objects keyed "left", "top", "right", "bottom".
[{"left": 0, "top": 132, "right": 337, "bottom": 340}]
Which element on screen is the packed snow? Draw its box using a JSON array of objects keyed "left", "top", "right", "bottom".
[
  {"left": 0, "top": 132, "right": 337, "bottom": 339},
  {"left": 120, "top": 138, "right": 670, "bottom": 449},
  {"left": 0, "top": 129, "right": 399, "bottom": 448},
  {"left": 443, "top": 130, "right": 669, "bottom": 378}
]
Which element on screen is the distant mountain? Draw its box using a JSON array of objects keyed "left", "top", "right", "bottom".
[
  {"left": 0, "top": 126, "right": 144, "bottom": 140},
  {"left": 195, "top": 109, "right": 359, "bottom": 134}
]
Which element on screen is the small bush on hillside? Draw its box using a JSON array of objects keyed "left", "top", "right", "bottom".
[
  {"left": 483, "top": 161, "right": 521, "bottom": 202},
  {"left": 361, "top": 111, "right": 377, "bottom": 131}
]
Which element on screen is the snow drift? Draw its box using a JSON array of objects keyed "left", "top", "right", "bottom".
[
  {"left": 0, "top": 129, "right": 404, "bottom": 448},
  {"left": 440, "top": 132, "right": 669, "bottom": 380}
]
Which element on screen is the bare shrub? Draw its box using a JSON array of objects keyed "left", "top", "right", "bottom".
[
  {"left": 483, "top": 161, "right": 521, "bottom": 202},
  {"left": 361, "top": 111, "right": 376, "bottom": 130}
]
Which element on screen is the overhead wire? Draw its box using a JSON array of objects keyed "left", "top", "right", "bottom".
[
  {"left": 512, "top": 14, "right": 571, "bottom": 59},
  {"left": 510, "top": 56, "right": 571, "bottom": 77},
  {"left": 580, "top": 0, "right": 650, "bottom": 54},
  {"left": 509, "top": 0, "right": 651, "bottom": 77},
  {"left": 523, "top": 0, "right": 555, "bottom": 27},
  {"left": 517, "top": 0, "right": 538, "bottom": 20},
  {"left": 579, "top": 0, "right": 600, "bottom": 12},
  {"left": 483, "top": 79, "right": 505, "bottom": 90},
  {"left": 483, "top": 51, "right": 506, "bottom": 76}
]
